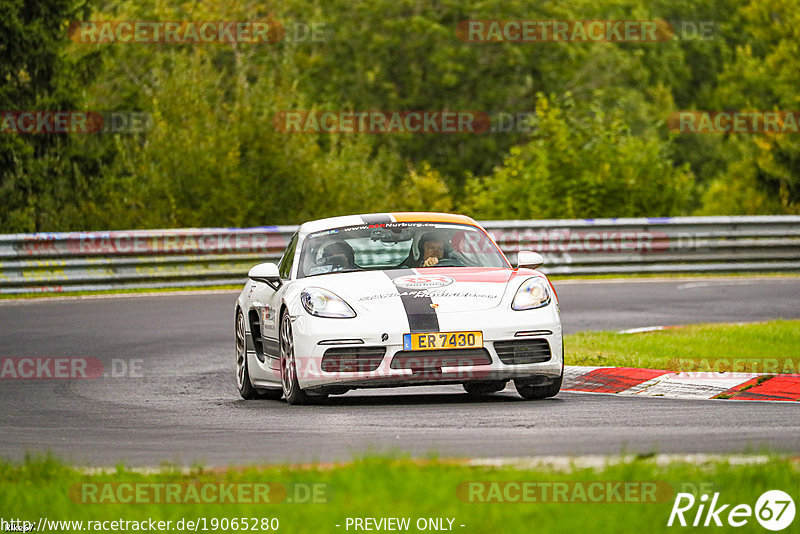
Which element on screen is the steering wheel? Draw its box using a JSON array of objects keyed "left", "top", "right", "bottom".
[{"left": 432, "top": 258, "right": 461, "bottom": 267}]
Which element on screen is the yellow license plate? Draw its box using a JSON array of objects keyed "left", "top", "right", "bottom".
[{"left": 403, "top": 331, "right": 483, "bottom": 351}]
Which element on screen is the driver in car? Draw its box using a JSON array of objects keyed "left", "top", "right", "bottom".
[
  {"left": 320, "top": 241, "right": 356, "bottom": 271},
  {"left": 418, "top": 232, "right": 445, "bottom": 267}
]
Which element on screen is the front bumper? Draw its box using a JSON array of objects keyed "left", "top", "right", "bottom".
[{"left": 288, "top": 306, "right": 563, "bottom": 391}]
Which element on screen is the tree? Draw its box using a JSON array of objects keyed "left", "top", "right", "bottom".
[
  {"left": 698, "top": 0, "right": 800, "bottom": 214},
  {"left": 0, "top": 0, "right": 114, "bottom": 232},
  {"left": 463, "top": 93, "right": 693, "bottom": 219}
]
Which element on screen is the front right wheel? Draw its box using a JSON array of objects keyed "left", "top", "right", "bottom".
[{"left": 237, "top": 309, "right": 281, "bottom": 400}]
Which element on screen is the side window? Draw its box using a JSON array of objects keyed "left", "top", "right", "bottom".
[{"left": 278, "top": 233, "right": 298, "bottom": 279}]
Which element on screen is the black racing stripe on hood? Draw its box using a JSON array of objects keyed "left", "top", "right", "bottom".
[
  {"left": 384, "top": 269, "right": 440, "bottom": 333},
  {"left": 360, "top": 214, "right": 393, "bottom": 224}
]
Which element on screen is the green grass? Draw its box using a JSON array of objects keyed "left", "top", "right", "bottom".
[
  {"left": 566, "top": 320, "right": 800, "bottom": 372},
  {"left": 1, "top": 455, "right": 797, "bottom": 533}
]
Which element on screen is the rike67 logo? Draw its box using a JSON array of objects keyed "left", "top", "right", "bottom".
[{"left": 668, "top": 490, "right": 795, "bottom": 531}]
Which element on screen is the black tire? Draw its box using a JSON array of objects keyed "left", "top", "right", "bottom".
[
  {"left": 279, "top": 312, "right": 313, "bottom": 405},
  {"left": 236, "top": 310, "right": 281, "bottom": 400},
  {"left": 255, "top": 386, "right": 283, "bottom": 400},
  {"left": 514, "top": 374, "right": 562, "bottom": 400},
  {"left": 515, "top": 343, "right": 564, "bottom": 400},
  {"left": 514, "top": 344, "right": 564, "bottom": 400},
  {"left": 463, "top": 380, "right": 507, "bottom": 396}
]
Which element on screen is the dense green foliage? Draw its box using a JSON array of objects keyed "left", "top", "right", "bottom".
[
  {"left": 463, "top": 94, "right": 693, "bottom": 218},
  {"left": 1, "top": 0, "right": 798, "bottom": 232}
]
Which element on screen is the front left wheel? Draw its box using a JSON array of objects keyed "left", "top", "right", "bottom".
[
  {"left": 514, "top": 344, "right": 564, "bottom": 400},
  {"left": 280, "top": 312, "right": 314, "bottom": 405},
  {"left": 514, "top": 374, "right": 562, "bottom": 400}
]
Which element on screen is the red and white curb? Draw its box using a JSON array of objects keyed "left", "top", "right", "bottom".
[{"left": 563, "top": 366, "right": 800, "bottom": 401}]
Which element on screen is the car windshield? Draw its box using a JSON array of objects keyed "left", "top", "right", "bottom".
[{"left": 298, "top": 222, "right": 508, "bottom": 278}]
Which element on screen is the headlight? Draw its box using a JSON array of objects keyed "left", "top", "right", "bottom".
[
  {"left": 300, "top": 287, "right": 356, "bottom": 318},
  {"left": 512, "top": 278, "right": 551, "bottom": 310}
]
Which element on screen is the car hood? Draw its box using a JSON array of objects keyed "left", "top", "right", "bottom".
[{"left": 302, "top": 267, "right": 524, "bottom": 313}]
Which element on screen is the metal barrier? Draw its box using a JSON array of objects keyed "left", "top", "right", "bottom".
[{"left": 1, "top": 216, "right": 798, "bottom": 294}]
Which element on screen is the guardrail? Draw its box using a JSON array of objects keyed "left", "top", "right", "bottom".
[{"left": 1, "top": 216, "right": 798, "bottom": 294}]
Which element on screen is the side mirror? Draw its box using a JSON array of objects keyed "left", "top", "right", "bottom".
[
  {"left": 248, "top": 262, "right": 282, "bottom": 290},
  {"left": 517, "top": 251, "right": 544, "bottom": 269}
]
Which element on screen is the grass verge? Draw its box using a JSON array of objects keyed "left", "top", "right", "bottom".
[
  {"left": 0, "top": 455, "right": 796, "bottom": 533},
  {"left": 566, "top": 320, "right": 800, "bottom": 372}
]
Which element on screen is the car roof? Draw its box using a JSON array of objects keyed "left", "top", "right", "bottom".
[{"left": 298, "top": 212, "right": 480, "bottom": 234}]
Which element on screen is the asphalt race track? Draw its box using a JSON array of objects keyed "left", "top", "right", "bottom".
[{"left": 1, "top": 278, "right": 798, "bottom": 466}]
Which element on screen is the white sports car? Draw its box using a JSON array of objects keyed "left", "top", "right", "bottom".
[{"left": 235, "top": 212, "right": 563, "bottom": 404}]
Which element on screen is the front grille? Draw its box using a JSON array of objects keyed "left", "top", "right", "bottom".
[
  {"left": 391, "top": 349, "right": 492, "bottom": 369},
  {"left": 321, "top": 347, "right": 386, "bottom": 372},
  {"left": 494, "top": 339, "right": 551, "bottom": 365}
]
